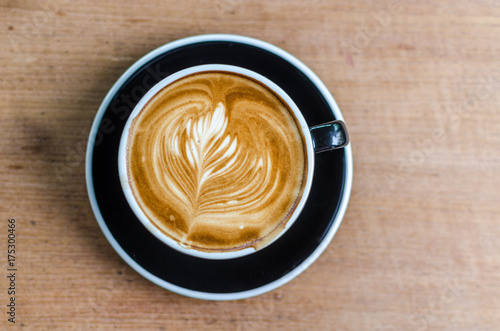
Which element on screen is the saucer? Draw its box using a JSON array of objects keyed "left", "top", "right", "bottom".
[{"left": 85, "top": 34, "right": 353, "bottom": 300}]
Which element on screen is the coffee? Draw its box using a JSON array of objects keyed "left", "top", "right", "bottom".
[{"left": 125, "top": 71, "right": 307, "bottom": 252}]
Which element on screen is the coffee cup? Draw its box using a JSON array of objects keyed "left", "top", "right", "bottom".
[{"left": 118, "top": 64, "right": 349, "bottom": 260}]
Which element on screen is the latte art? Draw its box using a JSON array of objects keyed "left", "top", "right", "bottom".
[
  {"left": 127, "top": 72, "right": 307, "bottom": 251},
  {"left": 161, "top": 102, "right": 276, "bottom": 218}
]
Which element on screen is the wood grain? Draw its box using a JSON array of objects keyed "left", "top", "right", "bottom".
[{"left": 1, "top": 0, "right": 500, "bottom": 329}]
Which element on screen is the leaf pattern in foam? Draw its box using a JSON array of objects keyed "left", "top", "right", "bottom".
[{"left": 159, "top": 102, "right": 279, "bottom": 221}]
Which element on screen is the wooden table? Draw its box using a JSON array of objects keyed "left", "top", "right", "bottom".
[{"left": 1, "top": 0, "right": 499, "bottom": 329}]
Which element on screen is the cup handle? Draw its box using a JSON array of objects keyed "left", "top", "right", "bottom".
[{"left": 310, "top": 120, "right": 350, "bottom": 153}]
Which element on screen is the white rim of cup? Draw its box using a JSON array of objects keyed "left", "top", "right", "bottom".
[
  {"left": 86, "top": 34, "right": 353, "bottom": 300},
  {"left": 118, "top": 64, "right": 315, "bottom": 260}
]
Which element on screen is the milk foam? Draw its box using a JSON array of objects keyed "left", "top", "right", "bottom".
[{"left": 127, "top": 71, "right": 307, "bottom": 251}]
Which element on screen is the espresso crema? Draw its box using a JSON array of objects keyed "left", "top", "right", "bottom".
[{"left": 126, "top": 71, "right": 307, "bottom": 251}]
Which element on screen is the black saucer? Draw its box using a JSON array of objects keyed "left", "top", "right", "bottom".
[{"left": 86, "top": 35, "right": 351, "bottom": 300}]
